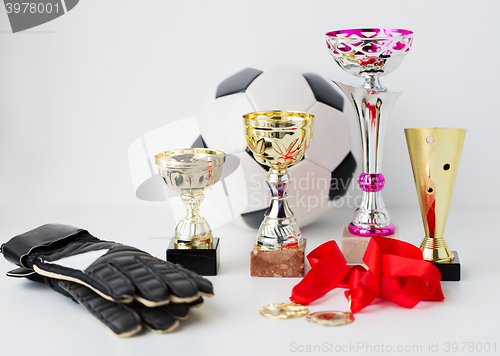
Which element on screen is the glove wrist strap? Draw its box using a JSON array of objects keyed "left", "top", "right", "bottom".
[{"left": 2, "top": 224, "right": 87, "bottom": 268}]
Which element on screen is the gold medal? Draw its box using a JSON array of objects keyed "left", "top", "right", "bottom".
[
  {"left": 306, "top": 311, "right": 354, "bottom": 326},
  {"left": 259, "top": 303, "right": 308, "bottom": 319}
]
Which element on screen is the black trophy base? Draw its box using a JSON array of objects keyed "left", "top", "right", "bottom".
[
  {"left": 432, "top": 251, "right": 461, "bottom": 281},
  {"left": 166, "top": 238, "right": 220, "bottom": 276}
]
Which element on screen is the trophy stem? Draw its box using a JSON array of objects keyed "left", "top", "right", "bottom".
[
  {"left": 175, "top": 189, "right": 213, "bottom": 249},
  {"left": 256, "top": 167, "right": 302, "bottom": 250},
  {"left": 362, "top": 75, "right": 386, "bottom": 92},
  {"left": 333, "top": 81, "right": 401, "bottom": 236}
]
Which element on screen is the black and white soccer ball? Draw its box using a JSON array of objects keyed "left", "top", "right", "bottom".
[{"left": 191, "top": 67, "right": 357, "bottom": 229}]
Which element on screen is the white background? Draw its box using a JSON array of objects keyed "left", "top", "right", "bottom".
[
  {"left": 0, "top": 0, "right": 499, "bottom": 213},
  {"left": 0, "top": 1, "right": 499, "bottom": 355}
]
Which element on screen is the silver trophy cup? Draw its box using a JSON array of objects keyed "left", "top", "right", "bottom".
[{"left": 325, "top": 28, "right": 414, "bottom": 236}]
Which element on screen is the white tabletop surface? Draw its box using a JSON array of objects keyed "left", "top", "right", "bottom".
[{"left": 0, "top": 204, "right": 498, "bottom": 356}]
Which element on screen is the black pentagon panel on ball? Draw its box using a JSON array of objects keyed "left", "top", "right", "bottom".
[
  {"left": 241, "top": 208, "right": 268, "bottom": 229},
  {"left": 329, "top": 151, "right": 357, "bottom": 200},
  {"left": 303, "top": 73, "right": 344, "bottom": 112},
  {"left": 191, "top": 135, "right": 208, "bottom": 149},
  {"left": 216, "top": 68, "right": 264, "bottom": 98}
]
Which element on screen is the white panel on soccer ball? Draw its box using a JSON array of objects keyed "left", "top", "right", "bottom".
[
  {"left": 288, "top": 160, "right": 330, "bottom": 222},
  {"left": 233, "top": 151, "right": 270, "bottom": 214},
  {"left": 295, "top": 204, "right": 331, "bottom": 228},
  {"left": 196, "top": 93, "right": 255, "bottom": 154},
  {"left": 245, "top": 71, "right": 316, "bottom": 112},
  {"left": 252, "top": 64, "right": 305, "bottom": 74},
  {"left": 306, "top": 102, "right": 351, "bottom": 171}
]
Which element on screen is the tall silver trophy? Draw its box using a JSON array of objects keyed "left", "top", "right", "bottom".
[{"left": 325, "top": 28, "right": 414, "bottom": 261}]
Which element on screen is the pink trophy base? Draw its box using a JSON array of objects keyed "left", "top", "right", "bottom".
[{"left": 348, "top": 223, "right": 396, "bottom": 237}]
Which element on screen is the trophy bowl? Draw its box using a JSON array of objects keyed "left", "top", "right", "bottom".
[
  {"left": 155, "top": 148, "right": 225, "bottom": 248},
  {"left": 243, "top": 111, "right": 314, "bottom": 250},
  {"left": 325, "top": 28, "right": 413, "bottom": 91},
  {"left": 243, "top": 111, "right": 314, "bottom": 169}
]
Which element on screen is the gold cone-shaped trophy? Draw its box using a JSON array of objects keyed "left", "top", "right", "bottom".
[{"left": 405, "top": 128, "right": 466, "bottom": 263}]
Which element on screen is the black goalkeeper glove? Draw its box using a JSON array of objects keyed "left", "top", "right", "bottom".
[
  {"left": 6, "top": 267, "right": 203, "bottom": 337},
  {"left": 1, "top": 224, "right": 213, "bottom": 306}
]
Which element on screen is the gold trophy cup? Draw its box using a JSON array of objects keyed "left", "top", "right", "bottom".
[
  {"left": 155, "top": 148, "right": 226, "bottom": 275},
  {"left": 405, "top": 128, "right": 466, "bottom": 280},
  {"left": 243, "top": 111, "right": 314, "bottom": 277}
]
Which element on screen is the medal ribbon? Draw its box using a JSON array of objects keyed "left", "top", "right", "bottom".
[{"left": 290, "top": 236, "right": 444, "bottom": 312}]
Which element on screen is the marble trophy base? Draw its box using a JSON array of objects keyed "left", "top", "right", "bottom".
[
  {"left": 432, "top": 251, "right": 461, "bottom": 281},
  {"left": 250, "top": 239, "right": 306, "bottom": 277},
  {"left": 166, "top": 238, "right": 220, "bottom": 276},
  {"left": 341, "top": 225, "right": 399, "bottom": 263}
]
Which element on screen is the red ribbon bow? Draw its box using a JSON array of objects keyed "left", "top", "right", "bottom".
[{"left": 290, "top": 236, "right": 444, "bottom": 313}]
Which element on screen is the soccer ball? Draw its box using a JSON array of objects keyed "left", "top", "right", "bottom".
[{"left": 192, "top": 67, "right": 357, "bottom": 229}]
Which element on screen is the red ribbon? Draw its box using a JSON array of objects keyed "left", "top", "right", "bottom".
[{"left": 290, "top": 236, "right": 444, "bottom": 313}]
